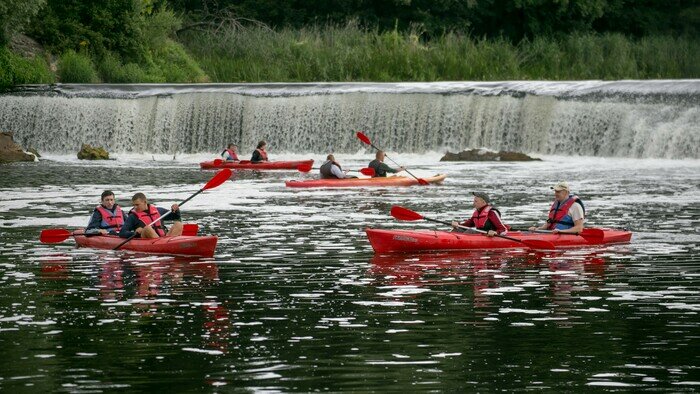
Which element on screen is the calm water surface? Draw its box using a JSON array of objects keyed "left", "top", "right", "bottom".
[{"left": 0, "top": 154, "right": 698, "bottom": 391}]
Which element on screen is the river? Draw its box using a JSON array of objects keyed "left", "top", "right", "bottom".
[{"left": 0, "top": 152, "right": 698, "bottom": 391}]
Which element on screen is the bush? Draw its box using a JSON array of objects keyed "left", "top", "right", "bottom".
[
  {"left": 0, "top": 46, "right": 53, "bottom": 89},
  {"left": 58, "top": 50, "right": 98, "bottom": 83}
]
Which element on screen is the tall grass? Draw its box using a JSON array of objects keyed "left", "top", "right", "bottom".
[
  {"left": 58, "top": 50, "right": 98, "bottom": 83},
  {"left": 181, "top": 24, "right": 700, "bottom": 81},
  {"left": 0, "top": 46, "right": 54, "bottom": 89}
]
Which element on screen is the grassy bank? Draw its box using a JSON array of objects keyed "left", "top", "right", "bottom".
[
  {"left": 181, "top": 25, "right": 700, "bottom": 81},
  {"left": 0, "top": 47, "right": 54, "bottom": 89}
]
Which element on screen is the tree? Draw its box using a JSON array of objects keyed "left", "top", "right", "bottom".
[{"left": 0, "top": 0, "right": 46, "bottom": 45}]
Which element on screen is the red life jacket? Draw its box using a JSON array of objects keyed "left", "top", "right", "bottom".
[
  {"left": 547, "top": 195, "right": 581, "bottom": 230},
  {"left": 471, "top": 205, "right": 493, "bottom": 229},
  {"left": 256, "top": 148, "right": 268, "bottom": 161},
  {"left": 222, "top": 148, "right": 238, "bottom": 161},
  {"left": 131, "top": 204, "right": 166, "bottom": 237},
  {"left": 96, "top": 205, "right": 124, "bottom": 232}
]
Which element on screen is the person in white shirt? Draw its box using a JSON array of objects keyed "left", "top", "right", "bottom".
[
  {"left": 319, "top": 154, "right": 349, "bottom": 179},
  {"left": 529, "top": 181, "right": 585, "bottom": 234}
]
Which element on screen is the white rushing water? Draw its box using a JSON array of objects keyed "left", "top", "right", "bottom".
[{"left": 0, "top": 81, "right": 698, "bottom": 158}]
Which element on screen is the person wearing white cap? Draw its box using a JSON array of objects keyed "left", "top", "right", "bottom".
[
  {"left": 529, "top": 181, "right": 585, "bottom": 234},
  {"left": 451, "top": 192, "right": 508, "bottom": 236}
]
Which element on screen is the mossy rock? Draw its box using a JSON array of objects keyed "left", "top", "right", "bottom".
[
  {"left": 77, "top": 144, "right": 110, "bottom": 160},
  {"left": 440, "top": 149, "right": 541, "bottom": 162},
  {"left": 0, "top": 132, "right": 36, "bottom": 163}
]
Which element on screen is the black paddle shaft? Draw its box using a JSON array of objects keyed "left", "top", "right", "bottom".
[
  {"left": 423, "top": 216, "right": 532, "bottom": 244},
  {"left": 368, "top": 142, "right": 424, "bottom": 183},
  {"left": 112, "top": 187, "right": 204, "bottom": 251}
]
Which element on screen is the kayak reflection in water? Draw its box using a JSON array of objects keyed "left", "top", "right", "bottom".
[
  {"left": 368, "top": 150, "right": 404, "bottom": 177},
  {"left": 251, "top": 140, "right": 269, "bottom": 163},
  {"left": 220, "top": 143, "right": 239, "bottom": 162},
  {"left": 450, "top": 192, "right": 508, "bottom": 237},
  {"left": 119, "top": 192, "right": 183, "bottom": 239},
  {"left": 320, "top": 154, "right": 356, "bottom": 179},
  {"left": 85, "top": 190, "right": 128, "bottom": 235},
  {"left": 529, "top": 181, "right": 585, "bottom": 234}
]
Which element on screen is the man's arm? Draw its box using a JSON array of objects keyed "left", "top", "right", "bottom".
[{"left": 330, "top": 165, "right": 346, "bottom": 179}]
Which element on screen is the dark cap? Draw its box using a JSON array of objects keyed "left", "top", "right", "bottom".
[{"left": 472, "top": 191, "right": 490, "bottom": 203}]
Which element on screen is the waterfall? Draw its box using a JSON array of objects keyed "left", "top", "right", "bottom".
[{"left": 0, "top": 81, "right": 698, "bottom": 158}]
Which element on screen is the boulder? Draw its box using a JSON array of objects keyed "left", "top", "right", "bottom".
[
  {"left": 0, "top": 132, "right": 36, "bottom": 163},
  {"left": 440, "top": 149, "right": 540, "bottom": 162},
  {"left": 77, "top": 144, "right": 110, "bottom": 160}
]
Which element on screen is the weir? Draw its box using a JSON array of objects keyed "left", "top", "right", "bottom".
[{"left": 0, "top": 81, "right": 698, "bottom": 158}]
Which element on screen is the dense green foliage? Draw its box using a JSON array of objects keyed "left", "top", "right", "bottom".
[
  {"left": 0, "top": 0, "right": 45, "bottom": 45},
  {"left": 181, "top": 25, "right": 700, "bottom": 82},
  {"left": 0, "top": 47, "right": 54, "bottom": 89},
  {"left": 1, "top": 0, "right": 698, "bottom": 87},
  {"left": 170, "top": 0, "right": 699, "bottom": 40}
]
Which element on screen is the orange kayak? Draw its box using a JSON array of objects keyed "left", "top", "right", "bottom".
[{"left": 286, "top": 174, "right": 447, "bottom": 188}]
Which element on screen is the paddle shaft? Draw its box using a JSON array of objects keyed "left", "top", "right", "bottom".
[
  {"left": 113, "top": 188, "right": 204, "bottom": 250},
  {"left": 421, "top": 216, "right": 538, "bottom": 245},
  {"left": 365, "top": 140, "right": 424, "bottom": 183}
]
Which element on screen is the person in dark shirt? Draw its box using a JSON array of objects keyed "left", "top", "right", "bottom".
[
  {"left": 367, "top": 150, "right": 404, "bottom": 177},
  {"left": 251, "top": 140, "right": 269, "bottom": 163},
  {"left": 86, "top": 190, "right": 128, "bottom": 235},
  {"left": 119, "top": 193, "right": 183, "bottom": 239}
]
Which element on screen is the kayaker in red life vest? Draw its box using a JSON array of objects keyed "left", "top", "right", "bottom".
[
  {"left": 86, "top": 190, "right": 128, "bottom": 235},
  {"left": 451, "top": 192, "right": 508, "bottom": 237},
  {"left": 221, "top": 144, "right": 239, "bottom": 161},
  {"left": 320, "top": 154, "right": 355, "bottom": 179},
  {"left": 119, "top": 193, "right": 183, "bottom": 239},
  {"left": 368, "top": 151, "right": 404, "bottom": 177},
  {"left": 251, "top": 140, "right": 269, "bottom": 163},
  {"left": 529, "top": 181, "right": 585, "bottom": 234}
]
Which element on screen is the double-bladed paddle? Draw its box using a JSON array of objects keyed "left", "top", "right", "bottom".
[
  {"left": 40, "top": 223, "right": 200, "bottom": 244},
  {"left": 295, "top": 162, "right": 376, "bottom": 176},
  {"left": 390, "top": 205, "right": 557, "bottom": 250},
  {"left": 112, "top": 168, "right": 231, "bottom": 251},
  {"left": 356, "top": 131, "right": 429, "bottom": 185}
]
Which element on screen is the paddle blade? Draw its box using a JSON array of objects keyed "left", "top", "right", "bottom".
[
  {"left": 213, "top": 159, "right": 223, "bottom": 166},
  {"left": 356, "top": 131, "right": 371, "bottom": 145},
  {"left": 521, "top": 239, "right": 557, "bottom": 250},
  {"left": 203, "top": 168, "right": 232, "bottom": 190},
  {"left": 182, "top": 223, "right": 199, "bottom": 236},
  {"left": 297, "top": 162, "right": 313, "bottom": 173},
  {"left": 390, "top": 206, "right": 424, "bottom": 221},
  {"left": 40, "top": 229, "right": 72, "bottom": 244},
  {"left": 360, "top": 167, "right": 375, "bottom": 176},
  {"left": 579, "top": 228, "right": 605, "bottom": 242}
]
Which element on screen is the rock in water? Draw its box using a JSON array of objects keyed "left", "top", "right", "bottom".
[
  {"left": 440, "top": 149, "right": 540, "bottom": 162},
  {"left": 0, "top": 132, "right": 36, "bottom": 163},
  {"left": 77, "top": 144, "right": 110, "bottom": 160}
]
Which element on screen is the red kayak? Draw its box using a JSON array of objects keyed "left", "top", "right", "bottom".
[
  {"left": 200, "top": 159, "right": 313, "bottom": 170},
  {"left": 286, "top": 174, "right": 447, "bottom": 188},
  {"left": 365, "top": 228, "right": 632, "bottom": 253},
  {"left": 73, "top": 229, "right": 218, "bottom": 257}
]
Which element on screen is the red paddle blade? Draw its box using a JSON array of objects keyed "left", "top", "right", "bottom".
[
  {"left": 356, "top": 131, "right": 371, "bottom": 145},
  {"left": 297, "top": 163, "right": 313, "bottom": 173},
  {"left": 182, "top": 223, "right": 199, "bottom": 236},
  {"left": 417, "top": 178, "right": 429, "bottom": 185},
  {"left": 213, "top": 159, "right": 223, "bottom": 166},
  {"left": 40, "top": 229, "right": 72, "bottom": 244},
  {"left": 203, "top": 168, "right": 232, "bottom": 190},
  {"left": 390, "top": 206, "right": 424, "bottom": 221},
  {"left": 360, "top": 167, "right": 375, "bottom": 176},
  {"left": 521, "top": 239, "right": 556, "bottom": 250}
]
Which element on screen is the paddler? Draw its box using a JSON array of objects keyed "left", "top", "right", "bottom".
[
  {"left": 251, "top": 140, "right": 269, "bottom": 163},
  {"left": 368, "top": 150, "right": 404, "bottom": 177},
  {"left": 529, "top": 181, "right": 585, "bottom": 234},
  {"left": 86, "top": 190, "right": 128, "bottom": 235},
  {"left": 119, "top": 193, "right": 183, "bottom": 239},
  {"left": 451, "top": 192, "right": 508, "bottom": 237},
  {"left": 319, "top": 154, "right": 355, "bottom": 179},
  {"left": 221, "top": 144, "right": 239, "bottom": 161}
]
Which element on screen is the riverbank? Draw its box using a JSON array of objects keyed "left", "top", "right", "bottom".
[{"left": 2, "top": 27, "right": 699, "bottom": 89}]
